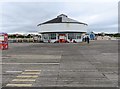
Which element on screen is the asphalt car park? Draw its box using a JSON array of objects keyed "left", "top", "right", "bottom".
[{"left": 1, "top": 40, "right": 118, "bottom": 88}]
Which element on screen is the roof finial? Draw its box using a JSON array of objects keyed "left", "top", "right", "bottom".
[{"left": 57, "top": 14, "right": 68, "bottom": 18}]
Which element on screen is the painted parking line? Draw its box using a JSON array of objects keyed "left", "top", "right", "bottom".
[
  {"left": 6, "top": 69, "right": 41, "bottom": 87},
  {"left": 22, "top": 72, "right": 40, "bottom": 75},
  {"left": 16, "top": 75, "right": 38, "bottom": 78},
  {"left": 6, "top": 84, "right": 32, "bottom": 87},
  {"left": 6, "top": 71, "right": 22, "bottom": 73},
  {"left": 25, "top": 70, "right": 41, "bottom": 72},
  {"left": 5, "top": 70, "right": 41, "bottom": 73},
  {"left": 12, "top": 79, "right": 36, "bottom": 82}
]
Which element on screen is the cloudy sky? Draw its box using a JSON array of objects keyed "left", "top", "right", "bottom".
[{"left": 0, "top": 0, "right": 119, "bottom": 34}]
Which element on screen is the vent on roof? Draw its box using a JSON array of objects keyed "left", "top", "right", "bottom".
[{"left": 57, "top": 14, "right": 68, "bottom": 18}]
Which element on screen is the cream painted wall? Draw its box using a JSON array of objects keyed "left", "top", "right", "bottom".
[{"left": 38, "top": 23, "right": 88, "bottom": 33}]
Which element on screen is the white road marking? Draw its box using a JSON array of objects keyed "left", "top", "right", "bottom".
[
  {"left": 2, "top": 63, "right": 60, "bottom": 65},
  {"left": 25, "top": 70, "right": 41, "bottom": 72},
  {"left": 22, "top": 72, "right": 40, "bottom": 75},
  {"left": 6, "top": 55, "right": 61, "bottom": 60},
  {"left": 6, "top": 71, "right": 22, "bottom": 73},
  {"left": 6, "top": 84, "right": 32, "bottom": 87},
  {"left": 12, "top": 79, "right": 36, "bottom": 82},
  {"left": 16, "top": 75, "right": 38, "bottom": 78}
]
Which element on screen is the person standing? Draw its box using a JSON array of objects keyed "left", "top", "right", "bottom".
[
  {"left": 86, "top": 36, "right": 89, "bottom": 44},
  {"left": 85, "top": 37, "right": 87, "bottom": 42}
]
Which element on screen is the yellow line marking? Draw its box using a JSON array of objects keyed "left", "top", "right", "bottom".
[
  {"left": 6, "top": 84, "right": 32, "bottom": 87},
  {"left": 25, "top": 70, "right": 41, "bottom": 72},
  {"left": 12, "top": 79, "right": 36, "bottom": 82},
  {"left": 22, "top": 72, "right": 40, "bottom": 75},
  {"left": 16, "top": 75, "right": 38, "bottom": 78}
]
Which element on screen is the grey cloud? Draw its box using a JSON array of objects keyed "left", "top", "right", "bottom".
[{"left": 1, "top": 1, "right": 118, "bottom": 33}]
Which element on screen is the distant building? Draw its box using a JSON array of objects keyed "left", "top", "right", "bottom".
[{"left": 37, "top": 14, "right": 88, "bottom": 43}]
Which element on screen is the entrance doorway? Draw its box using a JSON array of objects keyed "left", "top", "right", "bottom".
[{"left": 58, "top": 34, "right": 67, "bottom": 43}]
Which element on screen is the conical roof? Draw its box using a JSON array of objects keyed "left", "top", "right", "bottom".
[{"left": 37, "top": 14, "right": 87, "bottom": 26}]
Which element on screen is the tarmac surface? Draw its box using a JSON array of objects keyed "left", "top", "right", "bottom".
[{"left": 1, "top": 40, "right": 118, "bottom": 87}]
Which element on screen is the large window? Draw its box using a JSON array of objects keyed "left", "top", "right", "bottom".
[
  {"left": 76, "top": 33, "right": 81, "bottom": 39},
  {"left": 68, "top": 33, "right": 81, "bottom": 39},
  {"left": 68, "top": 33, "right": 76, "bottom": 39},
  {"left": 49, "top": 33, "right": 56, "bottom": 39},
  {"left": 43, "top": 34, "right": 49, "bottom": 40},
  {"left": 76, "top": 35, "right": 81, "bottom": 39}
]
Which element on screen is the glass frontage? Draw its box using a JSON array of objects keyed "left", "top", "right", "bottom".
[
  {"left": 68, "top": 33, "right": 81, "bottom": 39},
  {"left": 68, "top": 33, "right": 76, "bottom": 39},
  {"left": 42, "top": 33, "right": 81, "bottom": 42},
  {"left": 43, "top": 33, "right": 56, "bottom": 40},
  {"left": 43, "top": 34, "right": 49, "bottom": 40},
  {"left": 76, "top": 33, "right": 81, "bottom": 39},
  {"left": 49, "top": 33, "right": 56, "bottom": 39}
]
